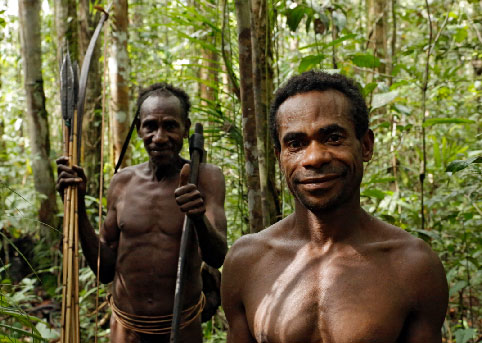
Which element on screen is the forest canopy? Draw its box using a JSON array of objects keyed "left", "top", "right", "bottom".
[{"left": 0, "top": 0, "right": 480, "bottom": 341}]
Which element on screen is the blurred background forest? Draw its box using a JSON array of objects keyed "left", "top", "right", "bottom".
[{"left": 0, "top": 0, "right": 480, "bottom": 341}]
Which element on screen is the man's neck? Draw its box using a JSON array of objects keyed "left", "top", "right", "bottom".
[
  {"left": 148, "top": 156, "right": 184, "bottom": 181},
  {"left": 292, "top": 196, "right": 369, "bottom": 247}
]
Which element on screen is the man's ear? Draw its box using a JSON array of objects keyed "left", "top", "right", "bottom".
[
  {"left": 184, "top": 118, "right": 191, "bottom": 138},
  {"left": 361, "top": 129, "right": 374, "bottom": 162}
]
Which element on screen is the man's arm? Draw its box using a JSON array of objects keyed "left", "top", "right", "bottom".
[
  {"left": 221, "top": 238, "right": 257, "bottom": 343},
  {"left": 399, "top": 239, "right": 448, "bottom": 343},
  {"left": 56, "top": 157, "right": 119, "bottom": 283},
  {"left": 175, "top": 163, "right": 227, "bottom": 268}
]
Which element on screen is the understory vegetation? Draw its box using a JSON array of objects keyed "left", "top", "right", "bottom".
[{"left": 0, "top": 0, "right": 480, "bottom": 342}]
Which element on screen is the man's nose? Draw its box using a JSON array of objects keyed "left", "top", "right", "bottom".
[
  {"left": 152, "top": 128, "right": 168, "bottom": 143},
  {"left": 302, "top": 141, "right": 331, "bottom": 169}
]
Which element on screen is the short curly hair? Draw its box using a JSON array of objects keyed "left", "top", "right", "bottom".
[
  {"left": 270, "top": 70, "right": 369, "bottom": 151},
  {"left": 135, "top": 82, "right": 191, "bottom": 123}
]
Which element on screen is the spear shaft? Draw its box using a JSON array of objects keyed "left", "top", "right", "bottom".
[{"left": 170, "top": 123, "right": 205, "bottom": 343}]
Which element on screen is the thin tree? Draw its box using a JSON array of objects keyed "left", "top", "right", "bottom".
[
  {"left": 250, "top": 0, "right": 280, "bottom": 227},
  {"left": 234, "top": 0, "right": 263, "bottom": 233},
  {"left": 366, "top": 0, "right": 388, "bottom": 74},
  {"left": 108, "top": 0, "right": 130, "bottom": 169},
  {"left": 54, "top": 0, "right": 78, "bottom": 65},
  {"left": 18, "top": 0, "right": 58, "bottom": 230},
  {"left": 78, "top": 0, "right": 102, "bottom": 197}
]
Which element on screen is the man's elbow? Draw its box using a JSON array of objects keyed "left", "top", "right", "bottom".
[
  {"left": 206, "top": 245, "right": 227, "bottom": 268},
  {"left": 98, "top": 267, "right": 115, "bottom": 284}
]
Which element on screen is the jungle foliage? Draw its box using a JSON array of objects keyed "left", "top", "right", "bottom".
[{"left": 0, "top": 0, "right": 480, "bottom": 342}]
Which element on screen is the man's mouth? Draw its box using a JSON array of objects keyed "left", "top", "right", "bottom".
[
  {"left": 149, "top": 147, "right": 171, "bottom": 156},
  {"left": 296, "top": 174, "right": 341, "bottom": 190},
  {"left": 298, "top": 174, "right": 340, "bottom": 184}
]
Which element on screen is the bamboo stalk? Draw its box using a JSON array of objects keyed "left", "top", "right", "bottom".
[
  {"left": 62, "top": 110, "right": 80, "bottom": 343},
  {"left": 60, "top": 123, "right": 69, "bottom": 343},
  {"left": 74, "top": 187, "right": 80, "bottom": 343}
]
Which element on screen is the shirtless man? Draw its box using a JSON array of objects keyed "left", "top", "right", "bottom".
[
  {"left": 57, "top": 83, "right": 227, "bottom": 342},
  {"left": 221, "top": 71, "right": 448, "bottom": 343}
]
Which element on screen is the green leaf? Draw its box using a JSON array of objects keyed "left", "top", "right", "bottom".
[
  {"left": 362, "top": 82, "right": 378, "bottom": 97},
  {"left": 371, "top": 91, "right": 398, "bottom": 110},
  {"left": 327, "top": 33, "right": 358, "bottom": 47},
  {"left": 361, "top": 189, "right": 386, "bottom": 199},
  {"left": 286, "top": 6, "right": 307, "bottom": 32},
  {"left": 454, "top": 26, "right": 468, "bottom": 43},
  {"left": 449, "top": 280, "right": 467, "bottom": 296},
  {"left": 298, "top": 54, "right": 325, "bottom": 73},
  {"left": 393, "top": 104, "right": 411, "bottom": 115},
  {"left": 0, "top": 324, "right": 46, "bottom": 341},
  {"left": 446, "top": 156, "right": 482, "bottom": 173},
  {"left": 422, "top": 118, "right": 475, "bottom": 127},
  {"left": 411, "top": 229, "right": 441, "bottom": 241},
  {"left": 454, "top": 328, "right": 476, "bottom": 343},
  {"left": 351, "top": 54, "right": 380, "bottom": 68},
  {"left": 36, "top": 322, "right": 59, "bottom": 340}
]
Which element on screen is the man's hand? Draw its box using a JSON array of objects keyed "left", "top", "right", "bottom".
[
  {"left": 56, "top": 156, "right": 87, "bottom": 201},
  {"left": 174, "top": 164, "right": 206, "bottom": 218}
]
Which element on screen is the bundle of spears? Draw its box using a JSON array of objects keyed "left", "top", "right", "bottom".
[
  {"left": 58, "top": 7, "right": 110, "bottom": 343},
  {"left": 59, "top": 50, "right": 81, "bottom": 343}
]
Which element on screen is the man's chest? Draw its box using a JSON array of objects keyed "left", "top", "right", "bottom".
[
  {"left": 115, "top": 180, "right": 185, "bottom": 237},
  {"left": 244, "top": 252, "right": 411, "bottom": 343}
]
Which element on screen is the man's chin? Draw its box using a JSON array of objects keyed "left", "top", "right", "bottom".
[
  {"left": 294, "top": 189, "right": 347, "bottom": 213},
  {"left": 150, "top": 154, "right": 178, "bottom": 167}
]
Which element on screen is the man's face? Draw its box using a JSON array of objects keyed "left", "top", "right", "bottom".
[
  {"left": 138, "top": 94, "right": 190, "bottom": 166},
  {"left": 276, "top": 90, "right": 373, "bottom": 213}
]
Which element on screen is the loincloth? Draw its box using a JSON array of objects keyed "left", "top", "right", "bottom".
[{"left": 107, "top": 292, "right": 205, "bottom": 335}]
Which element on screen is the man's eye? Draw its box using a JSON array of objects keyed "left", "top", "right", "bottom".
[
  {"left": 287, "top": 140, "right": 303, "bottom": 149},
  {"left": 143, "top": 123, "right": 155, "bottom": 131},
  {"left": 165, "top": 122, "right": 178, "bottom": 130},
  {"left": 327, "top": 134, "right": 342, "bottom": 144}
]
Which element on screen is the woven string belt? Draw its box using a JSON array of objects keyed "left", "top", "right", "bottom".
[{"left": 108, "top": 292, "right": 206, "bottom": 335}]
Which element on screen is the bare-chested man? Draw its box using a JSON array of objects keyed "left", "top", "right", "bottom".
[
  {"left": 57, "top": 83, "right": 227, "bottom": 342},
  {"left": 221, "top": 71, "right": 448, "bottom": 343}
]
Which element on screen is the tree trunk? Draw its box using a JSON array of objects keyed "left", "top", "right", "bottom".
[
  {"left": 199, "top": 1, "right": 218, "bottom": 108},
  {"left": 78, "top": 0, "right": 102, "bottom": 198},
  {"left": 367, "top": 0, "right": 388, "bottom": 74},
  {"left": 54, "top": 0, "right": 78, "bottom": 64},
  {"left": 234, "top": 0, "right": 263, "bottom": 233},
  {"left": 250, "top": 0, "right": 280, "bottom": 228},
  {"left": 18, "top": 0, "right": 58, "bottom": 230},
  {"left": 198, "top": 0, "right": 219, "bottom": 160},
  {"left": 108, "top": 0, "right": 130, "bottom": 169}
]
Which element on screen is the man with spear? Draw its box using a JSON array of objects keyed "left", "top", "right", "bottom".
[{"left": 57, "top": 82, "right": 227, "bottom": 342}]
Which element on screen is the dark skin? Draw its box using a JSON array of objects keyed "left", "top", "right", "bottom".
[
  {"left": 221, "top": 90, "right": 448, "bottom": 343},
  {"left": 57, "top": 94, "right": 227, "bottom": 343}
]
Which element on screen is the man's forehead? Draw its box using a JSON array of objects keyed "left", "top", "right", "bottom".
[
  {"left": 277, "top": 90, "right": 351, "bottom": 126},
  {"left": 139, "top": 94, "right": 184, "bottom": 122},
  {"left": 279, "top": 89, "right": 348, "bottom": 113}
]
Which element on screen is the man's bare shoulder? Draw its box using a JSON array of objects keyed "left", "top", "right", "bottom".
[
  {"left": 106, "top": 163, "right": 150, "bottom": 201},
  {"left": 198, "top": 163, "right": 225, "bottom": 194},
  {"left": 225, "top": 217, "right": 291, "bottom": 271},
  {"left": 109, "top": 163, "right": 148, "bottom": 186},
  {"left": 367, "top": 216, "right": 441, "bottom": 261},
  {"left": 367, "top": 216, "right": 447, "bottom": 295},
  {"left": 199, "top": 163, "right": 224, "bottom": 181}
]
